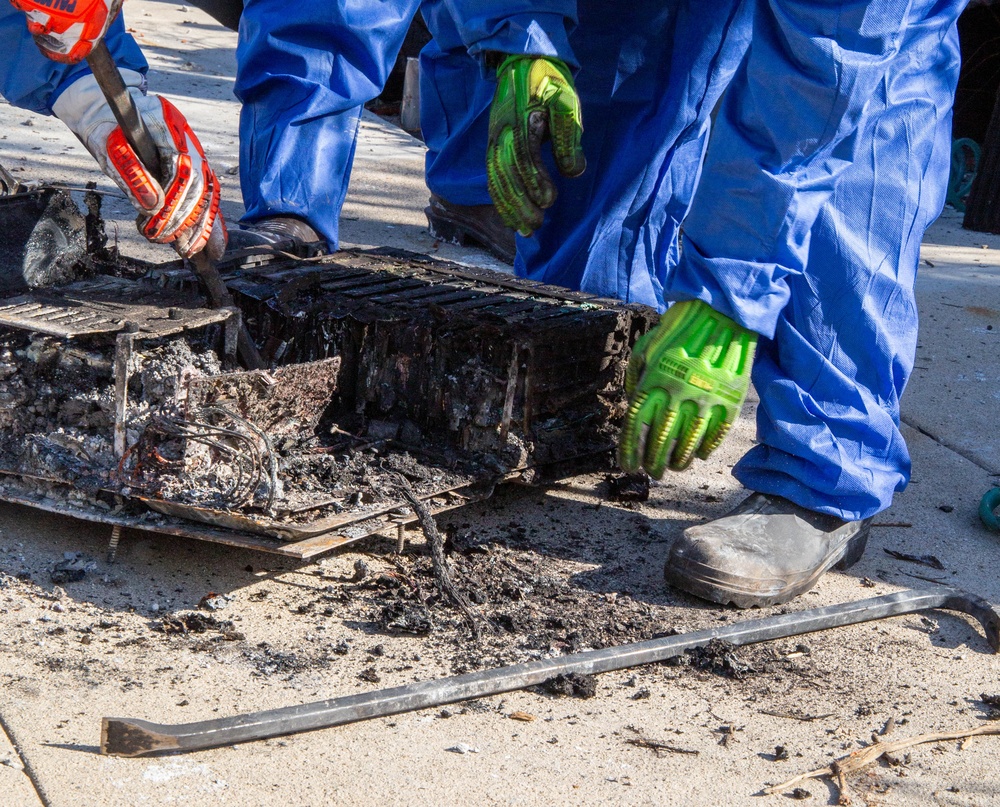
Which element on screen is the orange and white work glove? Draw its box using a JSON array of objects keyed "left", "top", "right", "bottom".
[
  {"left": 53, "top": 72, "right": 227, "bottom": 260},
  {"left": 10, "top": 0, "right": 122, "bottom": 64}
]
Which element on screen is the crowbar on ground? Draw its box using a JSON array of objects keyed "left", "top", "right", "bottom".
[{"left": 101, "top": 587, "right": 1000, "bottom": 757}]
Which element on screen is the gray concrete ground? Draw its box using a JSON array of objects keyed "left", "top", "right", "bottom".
[{"left": 0, "top": 2, "right": 998, "bottom": 806}]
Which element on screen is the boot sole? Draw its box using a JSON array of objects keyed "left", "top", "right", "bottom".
[{"left": 664, "top": 519, "right": 872, "bottom": 609}]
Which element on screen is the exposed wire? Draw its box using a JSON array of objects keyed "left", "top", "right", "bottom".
[{"left": 129, "top": 404, "right": 278, "bottom": 512}]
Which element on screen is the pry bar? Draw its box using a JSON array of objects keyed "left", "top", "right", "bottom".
[{"left": 101, "top": 587, "right": 999, "bottom": 757}]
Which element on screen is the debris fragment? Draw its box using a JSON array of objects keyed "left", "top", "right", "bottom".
[
  {"left": 979, "top": 694, "right": 1000, "bottom": 720},
  {"left": 358, "top": 667, "right": 381, "bottom": 684},
  {"left": 509, "top": 711, "right": 535, "bottom": 722},
  {"left": 376, "top": 601, "right": 432, "bottom": 635},
  {"left": 760, "top": 709, "right": 834, "bottom": 723},
  {"left": 625, "top": 736, "right": 699, "bottom": 757},
  {"left": 604, "top": 472, "right": 650, "bottom": 503},
  {"left": 50, "top": 553, "right": 95, "bottom": 584},
  {"left": 446, "top": 743, "right": 479, "bottom": 755},
  {"left": 899, "top": 571, "right": 949, "bottom": 585},
  {"left": 153, "top": 612, "right": 242, "bottom": 640},
  {"left": 243, "top": 644, "right": 316, "bottom": 677},
  {"left": 716, "top": 725, "right": 743, "bottom": 747},
  {"left": 686, "top": 638, "right": 754, "bottom": 679},
  {"left": 346, "top": 559, "right": 369, "bottom": 583},
  {"left": 397, "top": 474, "right": 488, "bottom": 638},
  {"left": 198, "top": 592, "right": 231, "bottom": 611},
  {"left": 538, "top": 672, "right": 597, "bottom": 699},
  {"left": 883, "top": 549, "right": 945, "bottom": 570}
]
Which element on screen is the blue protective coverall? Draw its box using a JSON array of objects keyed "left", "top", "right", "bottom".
[
  {"left": 724, "top": 1, "right": 965, "bottom": 520},
  {"left": 234, "top": 0, "right": 569, "bottom": 245},
  {"left": 235, "top": 0, "right": 421, "bottom": 246},
  {"left": 445, "top": 0, "right": 967, "bottom": 521},
  {"left": 419, "top": 1, "right": 494, "bottom": 208},
  {"left": 0, "top": 8, "right": 145, "bottom": 115}
]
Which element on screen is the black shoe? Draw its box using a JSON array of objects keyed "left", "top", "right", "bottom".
[
  {"left": 225, "top": 216, "right": 325, "bottom": 254},
  {"left": 425, "top": 194, "right": 516, "bottom": 264},
  {"left": 664, "top": 493, "right": 872, "bottom": 608}
]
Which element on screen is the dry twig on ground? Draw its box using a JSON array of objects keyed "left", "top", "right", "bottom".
[
  {"left": 395, "top": 474, "right": 488, "bottom": 639},
  {"left": 625, "top": 737, "right": 700, "bottom": 757},
  {"left": 764, "top": 723, "right": 1000, "bottom": 803}
]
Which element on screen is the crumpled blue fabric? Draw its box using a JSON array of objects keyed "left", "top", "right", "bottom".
[
  {"left": 235, "top": 0, "right": 500, "bottom": 238},
  {"left": 420, "top": 0, "right": 493, "bottom": 206},
  {"left": 443, "top": 1, "right": 578, "bottom": 66},
  {"left": 727, "top": 0, "right": 965, "bottom": 519}
]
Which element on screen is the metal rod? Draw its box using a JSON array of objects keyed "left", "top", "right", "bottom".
[
  {"left": 101, "top": 587, "right": 999, "bottom": 757},
  {"left": 86, "top": 42, "right": 161, "bottom": 175}
]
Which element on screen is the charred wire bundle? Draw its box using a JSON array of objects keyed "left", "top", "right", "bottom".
[{"left": 128, "top": 404, "right": 278, "bottom": 512}]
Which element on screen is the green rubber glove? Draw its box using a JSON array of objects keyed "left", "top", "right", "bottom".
[
  {"left": 487, "top": 54, "right": 586, "bottom": 237},
  {"left": 619, "top": 300, "right": 758, "bottom": 477}
]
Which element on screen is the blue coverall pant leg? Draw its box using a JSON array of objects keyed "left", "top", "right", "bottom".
[
  {"left": 515, "top": 0, "right": 753, "bottom": 309},
  {"left": 419, "top": 0, "right": 494, "bottom": 207},
  {"left": 235, "top": 0, "right": 421, "bottom": 247},
  {"left": 667, "top": 0, "right": 968, "bottom": 519}
]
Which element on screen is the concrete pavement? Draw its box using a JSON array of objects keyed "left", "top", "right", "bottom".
[{"left": 0, "top": 2, "right": 998, "bottom": 805}]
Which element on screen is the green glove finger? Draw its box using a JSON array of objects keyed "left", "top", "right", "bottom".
[
  {"left": 618, "top": 389, "right": 664, "bottom": 473},
  {"left": 549, "top": 110, "right": 586, "bottom": 179},
  {"left": 515, "top": 109, "right": 557, "bottom": 210},
  {"left": 487, "top": 131, "right": 543, "bottom": 234},
  {"left": 643, "top": 401, "right": 680, "bottom": 480},
  {"left": 526, "top": 57, "right": 585, "bottom": 179},
  {"left": 617, "top": 399, "right": 645, "bottom": 473},
  {"left": 512, "top": 58, "right": 582, "bottom": 200},
  {"left": 670, "top": 404, "right": 709, "bottom": 471},
  {"left": 692, "top": 319, "right": 755, "bottom": 461},
  {"left": 695, "top": 405, "right": 732, "bottom": 461}
]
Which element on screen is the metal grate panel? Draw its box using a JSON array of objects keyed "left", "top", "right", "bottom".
[{"left": 0, "top": 276, "right": 232, "bottom": 338}]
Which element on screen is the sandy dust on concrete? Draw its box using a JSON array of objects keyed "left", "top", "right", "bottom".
[{"left": 0, "top": 3, "right": 998, "bottom": 806}]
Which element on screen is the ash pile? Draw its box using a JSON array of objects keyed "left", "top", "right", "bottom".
[{"left": 0, "top": 178, "right": 656, "bottom": 554}]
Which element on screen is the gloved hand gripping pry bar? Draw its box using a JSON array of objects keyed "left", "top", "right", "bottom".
[
  {"left": 101, "top": 587, "right": 1000, "bottom": 757},
  {"left": 85, "top": 42, "right": 264, "bottom": 370}
]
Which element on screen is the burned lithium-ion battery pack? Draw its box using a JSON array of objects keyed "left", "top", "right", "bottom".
[
  {"left": 0, "top": 240, "right": 656, "bottom": 557},
  {"left": 223, "top": 248, "right": 659, "bottom": 475}
]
